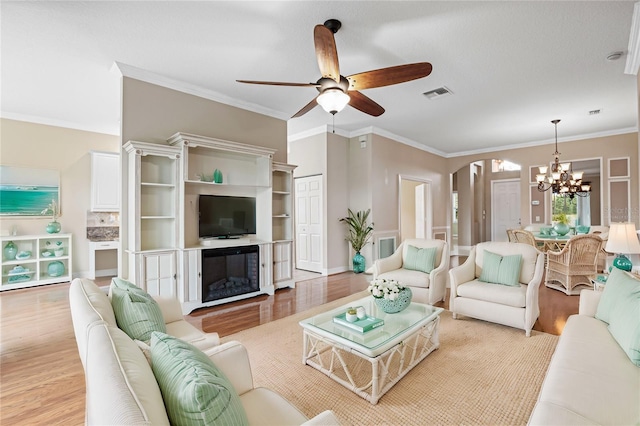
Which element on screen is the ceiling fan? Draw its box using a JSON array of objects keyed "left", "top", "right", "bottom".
[{"left": 237, "top": 19, "right": 433, "bottom": 118}]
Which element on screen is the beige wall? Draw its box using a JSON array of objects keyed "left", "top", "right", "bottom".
[
  {"left": 121, "top": 78, "right": 288, "bottom": 161},
  {"left": 448, "top": 132, "right": 639, "bottom": 229},
  {"left": 0, "top": 118, "right": 120, "bottom": 276},
  {"left": 289, "top": 132, "right": 350, "bottom": 274},
  {"left": 326, "top": 133, "right": 349, "bottom": 273},
  {"left": 371, "top": 134, "right": 449, "bottom": 237},
  {"left": 290, "top": 133, "right": 326, "bottom": 178}
]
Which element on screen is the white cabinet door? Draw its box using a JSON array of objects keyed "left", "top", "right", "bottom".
[
  {"left": 273, "top": 241, "right": 293, "bottom": 287},
  {"left": 91, "top": 152, "right": 120, "bottom": 211},
  {"left": 141, "top": 251, "right": 176, "bottom": 298}
]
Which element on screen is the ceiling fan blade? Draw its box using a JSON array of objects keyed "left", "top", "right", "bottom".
[
  {"left": 348, "top": 91, "right": 385, "bottom": 117},
  {"left": 236, "top": 80, "right": 319, "bottom": 87},
  {"left": 346, "top": 62, "right": 432, "bottom": 90},
  {"left": 291, "top": 97, "right": 319, "bottom": 118},
  {"left": 314, "top": 24, "right": 340, "bottom": 83}
]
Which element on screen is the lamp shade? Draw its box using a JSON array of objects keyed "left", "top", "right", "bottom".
[
  {"left": 605, "top": 223, "right": 640, "bottom": 254},
  {"left": 316, "top": 89, "right": 350, "bottom": 114}
]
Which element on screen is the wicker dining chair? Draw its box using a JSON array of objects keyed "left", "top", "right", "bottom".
[
  {"left": 512, "top": 229, "right": 539, "bottom": 248},
  {"left": 506, "top": 229, "right": 517, "bottom": 243},
  {"left": 545, "top": 234, "right": 603, "bottom": 295}
]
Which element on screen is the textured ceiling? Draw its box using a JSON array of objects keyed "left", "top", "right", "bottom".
[{"left": 1, "top": 1, "right": 637, "bottom": 156}]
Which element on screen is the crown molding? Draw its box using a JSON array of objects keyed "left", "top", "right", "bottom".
[
  {"left": 625, "top": 1, "right": 640, "bottom": 75},
  {"left": 0, "top": 111, "right": 120, "bottom": 136},
  {"left": 289, "top": 124, "right": 637, "bottom": 159},
  {"left": 112, "top": 62, "right": 290, "bottom": 121},
  {"left": 447, "top": 126, "right": 638, "bottom": 158}
]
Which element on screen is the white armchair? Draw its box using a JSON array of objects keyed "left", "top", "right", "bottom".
[
  {"left": 372, "top": 239, "right": 449, "bottom": 305},
  {"left": 449, "top": 242, "right": 545, "bottom": 336}
]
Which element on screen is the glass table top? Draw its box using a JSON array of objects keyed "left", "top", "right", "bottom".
[{"left": 300, "top": 296, "right": 443, "bottom": 355}]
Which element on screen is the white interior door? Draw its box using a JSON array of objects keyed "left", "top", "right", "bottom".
[
  {"left": 295, "top": 175, "right": 323, "bottom": 273},
  {"left": 491, "top": 179, "right": 521, "bottom": 241}
]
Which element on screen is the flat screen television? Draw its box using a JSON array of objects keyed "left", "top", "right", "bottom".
[{"left": 199, "top": 195, "right": 257, "bottom": 239}]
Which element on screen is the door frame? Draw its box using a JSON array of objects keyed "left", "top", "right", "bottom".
[{"left": 398, "top": 175, "right": 433, "bottom": 242}]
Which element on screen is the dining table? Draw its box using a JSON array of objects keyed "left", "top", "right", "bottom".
[{"left": 533, "top": 233, "right": 573, "bottom": 252}]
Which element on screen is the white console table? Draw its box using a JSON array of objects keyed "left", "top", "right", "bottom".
[{"left": 89, "top": 240, "right": 119, "bottom": 279}]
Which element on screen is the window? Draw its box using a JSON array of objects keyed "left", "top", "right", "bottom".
[
  {"left": 552, "top": 194, "right": 590, "bottom": 226},
  {"left": 492, "top": 159, "right": 521, "bottom": 172}
]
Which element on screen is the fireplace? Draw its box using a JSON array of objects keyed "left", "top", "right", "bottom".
[{"left": 201, "top": 245, "right": 259, "bottom": 303}]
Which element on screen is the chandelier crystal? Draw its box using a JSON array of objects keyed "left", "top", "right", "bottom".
[{"left": 536, "top": 119, "right": 591, "bottom": 199}]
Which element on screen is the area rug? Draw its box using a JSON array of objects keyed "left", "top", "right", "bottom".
[{"left": 222, "top": 292, "right": 559, "bottom": 425}]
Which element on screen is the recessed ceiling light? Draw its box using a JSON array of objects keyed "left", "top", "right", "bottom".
[{"left": 606, "top": 51, "right": 624, "bottom": 61}]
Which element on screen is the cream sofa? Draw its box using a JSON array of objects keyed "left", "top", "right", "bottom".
[
  {"left": 69, "top": 278, "right": 219, "bottom": 368},
  {"left": 449, "top": 242, "right": 545, "bottom": 336},
  {"left": 70, "top": 278, "right": 339, "bottom": 425},
  {"left": 528, "top": 288, "right": 640, "bottom": 425},
  {"left": 372, "top": 239, "right": 449, "bottom": 305}
]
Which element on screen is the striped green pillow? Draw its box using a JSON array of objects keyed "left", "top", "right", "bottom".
[
  {"left": 404, "top": 245, "right": 437, "bottom": 273},
  {"left": 150, "top": 332, "right": 249, "bottom": 426},
  {"left": 595, "top": 267, "right": 640, "bottom": 324},
  {"left": 110, "top": 279, "right": 166, "bottom": 342},
  {"left": 478, "top": 250, "right": 522, "bottom": 286},
  {"left": 607, "top": 287, "right": 640, "bottom": 366}
]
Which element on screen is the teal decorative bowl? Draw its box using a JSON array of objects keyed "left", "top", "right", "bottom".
[{"left": 374, "top": 287, "right": 412, "bottom": 314}]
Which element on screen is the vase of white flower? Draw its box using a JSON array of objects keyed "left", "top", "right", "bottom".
[{"left": 368, "top": 278, "right": 412, "bottom": 314}]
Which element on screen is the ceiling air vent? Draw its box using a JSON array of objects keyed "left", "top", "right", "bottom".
[{"left": 423, "top": 86, "right": 453, "bottom": 100}]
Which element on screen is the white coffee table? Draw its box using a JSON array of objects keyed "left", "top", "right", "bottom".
[{"left": 299, "top": 296, "right": 443, "bottom": 404}]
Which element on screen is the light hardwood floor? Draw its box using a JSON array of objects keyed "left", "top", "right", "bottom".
[{"left": 0, "top": 258, "right": 578, "bottom": 425}]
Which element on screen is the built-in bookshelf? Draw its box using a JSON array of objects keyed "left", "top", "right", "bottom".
[{"left": 1, "top": 234, "right": 73, "bottom": 291}]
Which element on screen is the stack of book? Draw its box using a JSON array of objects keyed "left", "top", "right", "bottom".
[{"left": 333, "top": 312, "right": 384, "bottom": 333}]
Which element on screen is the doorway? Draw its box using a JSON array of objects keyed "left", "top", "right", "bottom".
[
  {"left": 294, "top": 175, "right": 323, "bottom": 273},
  {"left": 491, "top": 179, "right": 521, "bottom": 241},
  {"left": 399, "top": 176, "right": 432, "bottom": 242}
]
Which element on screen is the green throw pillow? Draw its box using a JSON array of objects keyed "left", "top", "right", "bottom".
[
  {"left": 111, "top": 277, "right": 147, "bottom": 295},
  {"left": 595, "top": 267, "right": 640, "bottom": 324},
  {"left": 404, "top": 245, "right": 437, "bottom": 273},
  {"left": 110, "top": 278, "right": 166, "bottom": 342},
  {"left": 150, "top": 332, "right": 249, "bottom": 426},
  {"left": 607, "top": 290, "right": 640, "bottom": 367},
  {"left": 478, "top": 250, "right": 522, "bottom": 286}
]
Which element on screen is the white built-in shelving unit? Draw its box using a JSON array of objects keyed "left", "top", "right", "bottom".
[
  {"left": 124, "top": 133, "right": 297, "bottom": 312},
  {"left": 272, "top": 162, "right": 296, "bottom": 288},
  {"left": 1, "top": 233, "right": 73, "bottom": 291}
]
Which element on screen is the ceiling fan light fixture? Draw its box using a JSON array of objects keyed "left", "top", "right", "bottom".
[{"left": 317, "top": 88, "right": 350, "bottom": 114}]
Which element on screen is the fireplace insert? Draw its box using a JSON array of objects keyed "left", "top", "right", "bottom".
[{"left": 201, "top": 245, "right": 259, "bottom": 303}]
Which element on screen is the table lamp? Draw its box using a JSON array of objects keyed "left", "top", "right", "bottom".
[{"left": 605, "top": 222, "right": 640, "bottom": 272}]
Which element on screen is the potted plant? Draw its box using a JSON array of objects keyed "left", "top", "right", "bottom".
[
  {"left": 552, "top": 213, "right": 570, "bottom": 236},
  {"left": 339, "top": 208, "right": 374, "bottom": 273}
]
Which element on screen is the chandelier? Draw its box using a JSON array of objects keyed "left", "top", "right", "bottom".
[{"left": 536, "top": 119, "right": 591, "bottom": 198}]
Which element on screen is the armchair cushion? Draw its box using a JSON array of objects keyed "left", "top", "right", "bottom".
[
  {"left": 455, "top": 279, "right": 527, "bottom": 308},
  {"left": 478, "top": 251, "right": 522, "bottom": 286},
  {"left": 150, "top": 332, "right": 249, "bottom": 426},
  {"left": 404, "top": 245, "right": 437, "bottom": 273}
]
